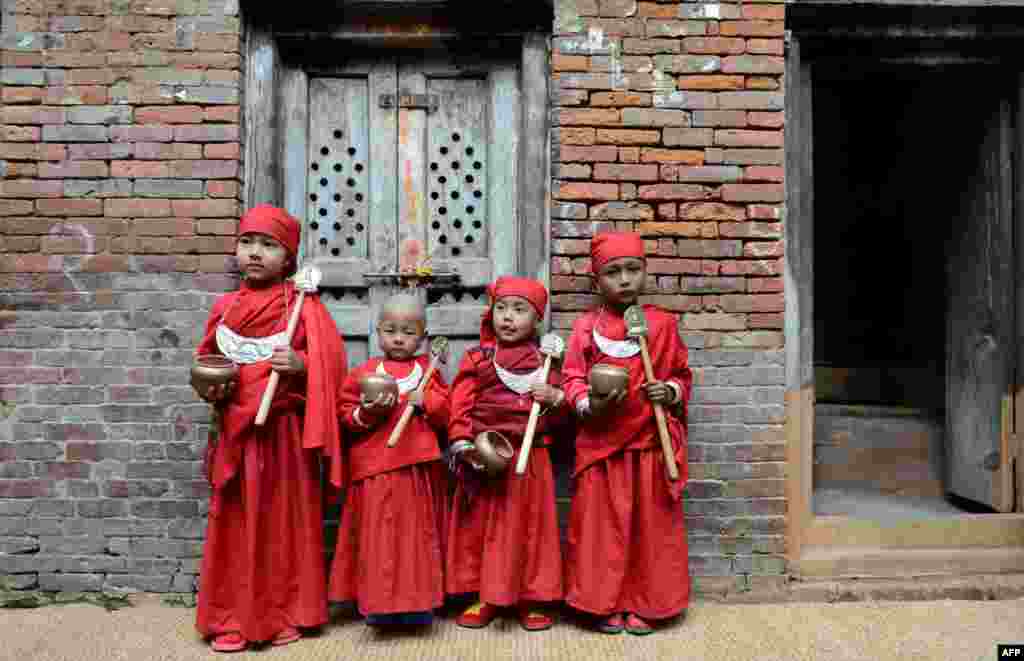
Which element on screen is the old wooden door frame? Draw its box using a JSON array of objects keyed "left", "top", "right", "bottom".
[
  {"left": 784, "top": 4, "right": 1024, "bottom": 568},
  {"left": 240, "top": 9, "right": 552, "bottom": 289}
]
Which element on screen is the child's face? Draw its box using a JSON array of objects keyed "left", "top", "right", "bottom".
[
  {"left": 236, "top": 232, "right": 291, "bottom": 285},
  {"left": 492, "top": 295, "right": 538, "bottom": 344},
  {"left": 595, "top": 256, "right": 646, "bottom": 308},
  {"left": 377, "top": 309, "right": 425, "bottom": 360}
]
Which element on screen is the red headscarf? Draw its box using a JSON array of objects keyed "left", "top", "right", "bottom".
[
  {"left": 590, "top": 231, "right": 645, "bottom": 273},
  {"left": 238, "top": 204, "right": 301, "bottom": 256},
  {"left": 480, "top": 276, "right": 548, "bottom": 347}
]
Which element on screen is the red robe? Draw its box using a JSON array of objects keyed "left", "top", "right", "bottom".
[
  {"left": 329, "top": 355, "right": 449, "bottom": 616},
  {"left": 194, "top": 282, "right": 346, "bottom": 643},
  {"left": 446, "top": 340, "right": 568, "bottom": 606},
  {"left": 561, "top": 304, "right": 692, "bottom": 620}
]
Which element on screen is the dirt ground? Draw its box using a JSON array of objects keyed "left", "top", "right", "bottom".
[{"left": 4, "top": 595, "right": 1024, "bottom": 661}]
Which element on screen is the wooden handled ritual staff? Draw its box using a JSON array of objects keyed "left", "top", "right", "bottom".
[
  {"left": 255, "top": 262, "right": 325, "bottom": 426},
  {"left": 624, "top": 305, "right": 679, "bottom": 481},
  {"left": 514, "top": 333, "right": 565, "bottom": 475},
  {"left": 386, "top": 336, "right": 449, "bottom": 448}
]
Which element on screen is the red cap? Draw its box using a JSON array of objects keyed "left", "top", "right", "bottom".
[
  {"left": 590, "top": 231, "right": 645, "bottom": 273},
  {"left": 238, "top": 204, "right": 301, "bottom": 256}
]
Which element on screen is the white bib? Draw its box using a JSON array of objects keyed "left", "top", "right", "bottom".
[
  {"left": 493, "top": 360, "right": 546, "bottom": 395},
  {"left": 592, "top": 327, "right": 641, "bottom": 358},
  {"left": 377, "top": 360, "right": 424, "bottom": 395},
  {"left": 215, "top": 324, "right": 288, "bottom": 364}
]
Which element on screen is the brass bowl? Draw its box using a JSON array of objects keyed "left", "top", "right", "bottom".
[
  {"left": 359, "top": 373, "right": 398, "bottom": 403},
  {"left": 589, "top": 363, "right": 629, "bottom": 398},
  {"left": 191, "top": 355, "right": 238, "bottom": 394},
  {"left": 470, "top": 431, "right": 515, "bottom": 477}
]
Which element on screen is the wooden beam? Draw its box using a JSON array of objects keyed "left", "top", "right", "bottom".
[
  {"left": 518, "top": 32, "right": 549, "bottom": 283},
  {"left": 243, "top": 23, "right": 281, "bottom": 208}
]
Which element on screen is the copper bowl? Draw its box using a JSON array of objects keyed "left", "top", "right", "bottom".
[
  {"left": 358, "top": 373, "right": 398, "bottom": 403},
  {"left": 589, "top": 363, "right": 629, "bottom": 398},
  {"left": 470, "top": 431, "right": 515, "bottom": 477},
  {"left": 191, "top": 355, "right": 238, "bottom": 394}
]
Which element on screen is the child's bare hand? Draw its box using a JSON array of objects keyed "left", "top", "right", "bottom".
[
  {"left": 199, "top": 381, "right": 235, "bottom": 404},
  {"left": 530, "top": 383, "right": 563, "bottom": 407},
  {"left": 587, "top": 386, "right": 626, "bottom": 416},
  {"left": 361, "top": 391, "right": 396, "bottom": 413},
  {"left": 270, "top": 347, "right": 305, "bottom": 375},
  {"left": 642, "top": 380, "right": 673, "bottom": 404}
]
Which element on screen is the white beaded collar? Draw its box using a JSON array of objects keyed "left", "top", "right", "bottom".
[
  {"left": 377, "top": 360, "right": 424, "bottom": 395},
  {"left": 215, "top": 324, "right": 288, "bottom": 364}
]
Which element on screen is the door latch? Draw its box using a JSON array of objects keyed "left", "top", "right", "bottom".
[
  {"left": 378, "top": 93, "right": 439, "bottom": 113},
  {"left": 363, "top": 267, "right": 460, "bottom": 286}
]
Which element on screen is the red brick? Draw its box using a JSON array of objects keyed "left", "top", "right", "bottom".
[
  {"left": 111, "top": 161, "right": 169, "bottom": 178},
  {"left": 595, "top": 129, "right": 660, "bottom": 145},
  {"left": 43, "top": 85, "right": 107, "bottom": 105},
  {"left": 647, "top": 257, "right": 706, "bottom": 273},
  {"left": 718, "top": 92, "right": 783, "bottom": 110},
  {"left": 196, "top": 219, "right": 237, "bottom": 235},
  {"left": 0, "top": 179, "right": 64, "bottom": 197},
  {"left": 203, "top": 105, "right": 241, "bottom": 123},
  {"left": 0, "top": 480, "right": 56, "bottom": 498},
  {"left": 748, "top": 277, "right": 784, "bottom": 293},
  {"left": 557, "top": 163, "right": 592, "bottom": 179},
  {"left": 749, "top": 312, "right": 783, "bottom": 329},
  {"left": 722, "top": 55, "right": 785, "bottom": 75},
  {"left": 590, "top": 91, "right": 652, "bottom": 106},
  {"left": 680, "top": 202, "right": 746, "bottom": 221},
  {"left": 2, "top": 52, "right": 42, "bottom": 67},
  {"left": 170, "top": 199, "right": 238, "bottom": 217},
  {"left": 3, "top": 126, "right": 42, "bottom": 141},
  {"left": 743, "top": 241, "right": 784, "bottom": 258},
  {"left": 132, "top": 142, "right": 203, "bottom": 159},
  {"left": 677, "top": 75, "right": 744, "bottom": 90},
  {"left": 748, "top": 205, "right": 782, "bottom": 220},
  {"left": 38, "top": 161, "right": 108, "bottom": 178},
  {"left": 131, "top": 218, "right": 196, "bottom": 237},
  {"left": 556, "top": 90, "right": 589, "bottom": 106},
  {"left": 590, "top": 201, "right": 655, "bottom": 220},
  {"left": 618, "top": 147, "right": 640, "bottom": 163},
  {"left": 721, "top": 184, "right": 784, "bottom": 202},
  {"left": 203, "top": 142, "right": 240, "bottom": 159},
  {"left": 0, "top": 255, "right": 64, "bottom": 273},
  {"left": 552, "top": 54, "right": 590, "bottom": 71},
  {"left": 622, "top": 108, "right": 689, "bottom": 127},
  {"left": 743, "top": 5, "right": 785, "bottom": 20},
  {"left": 5, "top": 162, "right": 38, "bottom": 177},
  {"left": 657, "top": 203, "right": 677, "bottom": 220},
  {"left": 720, "top": 21, "right": 785, "bottom": 37},
  {"left": 720, "top": 259, "right": 782, "bottom": 276},
  {"left": 748, "top": 111, "right": 784, "bottom": 129},
  {"left": 638, "top": 184, "right": 714, "bottom": 201},
  {"left": 746, "top": 76, "right": 780, "bottom": 91},
  {"left": 5, "top": 237, "right": 41, "bottom": 251},
  {"left": 195, "top": 33, "right": 241, "bottom": 52},
  {"left": 554, "top": 128, "right": 596, "bottom": 145},
  {"left": 719, "top": 221, "right": 782, "bottom": 239},
  {"left": 110, "top": 125, "right": 173, "bottom": 142},
  {"left": 640, "top": 148, "right": 704, "bottom": 165},
  {"left": 591, "top": 56, "right": 653, "bottom": 73},
  {"left": 3, "top": 106, "right": 67, "bottom": 125},
  {"left": 637, "top": 2, "right": 679, "bottom": 18},
  {"left": 691, "top": 110, "right": 748, "bottom": 127},
  {"left": 135, "top": 105, "right": 204, "bottom": 124},
  {"left": 715, "top": 130, "right": 783, "bottom": 148},
  {"left": 0, "top": 200, "right": 34, "bottom": 216},
  {"left": 683, "top": 37, "right": 746, "bottom": 55},
  {"left": 104, "top": 199, "right": 172, "bottom": 217},
  {"left": 555, "top": 182, "right": 619, "bottom": 201},
  {"left": 41, "top": 234, "right": 105, "bottom": 253},
  {"left": 37, "top": 198, "right": 103, "bottom": 216},
  {"left": 3, "top": 87, "right": 45, "bottom": 104},
  {"left": 662, "top": 128, "right": 713, "bottom": 147},
  {"left": 206, "top": 180, "right": 240, "bottom": 198},
  {"left": 560, "top": 145, "right": 620, "bottom": 162},
  {"left": 168, "top": 160, "right": 238, "bottom": 179},
  {"left": 747, "top": 39, "right": 784, "bottom": 56},
  {"left": 744, "top": 166, "right": 784, "bottom": 182},
  {"left": 557, "top": 108, "right": 621, "bottom": 126}
]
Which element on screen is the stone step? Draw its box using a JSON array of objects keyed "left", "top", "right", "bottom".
[
  {"left": 794, "top": 545, "right": 1024, "bottom": 579},
  {"left": 805, "top": 514, "right": 1024, "bottom": 548}
]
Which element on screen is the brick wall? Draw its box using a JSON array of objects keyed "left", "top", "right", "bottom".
[
  {"left": 1, "top": 0, "right": 787, "bottom": 596},
  {"left": 1, "top": 0, "right": 242, "bottom": 593},
  {"left": 548, "top": 0, "right": 787, "bottom": 592}
]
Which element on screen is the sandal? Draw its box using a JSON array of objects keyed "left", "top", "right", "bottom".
[
  {"left": 271, "top": 626, "right": 301, "bottom": 647},
  {"left": 210, "top": 632, "right": 247, "bottom": 653},
  {"left": 455, "top": 601, "right": 499, "bottom": 629},
  {"left": 625, "top": 612, "right": 653, "bottom": 636},
  {"left": 519, "top": 606, "right": 553, "bottom": 631},
  {"left": 598, "top": 613, "right": 624, "bottom": 634}
]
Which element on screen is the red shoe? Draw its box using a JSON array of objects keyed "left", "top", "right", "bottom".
[
  {"left": 271, "top": 627, "right": 301, "bottom": 647},
  {"left": 519, "top": 606, "right": 554, "bottom": 632},
  {"left": 210, "top": 632, "right": 247, "bottom": 653},
  {"left": 625, "top": 613, "right": 653, "bottom": 636},
  {"left": 598, "top": 613, "right": 624, "bottom": 634},
  {"left": 456, "top": 602, "right": 499, "bottom": 629}
]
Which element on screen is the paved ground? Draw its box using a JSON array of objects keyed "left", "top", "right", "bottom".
[{"left": 5, "top": 595, "right": 1024, "bottom": 661}]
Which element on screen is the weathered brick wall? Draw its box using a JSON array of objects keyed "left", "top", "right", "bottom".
[
  {"left": 547, "top": 0, "right": 787, "bottom": 593},
  {"left": 1, "top": 0, "right": 787, "bottom": 596},
  {"left": 1, "top": 0, "right": 242, "bottom": 592}
]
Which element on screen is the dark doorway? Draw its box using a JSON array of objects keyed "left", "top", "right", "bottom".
[{"left": 812, "top": 67, "right": 1012, "bottom": 517}]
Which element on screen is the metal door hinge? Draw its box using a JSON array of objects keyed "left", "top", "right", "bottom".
[{"left": 378, "top": 93, "right": 439, "bottom": 113}]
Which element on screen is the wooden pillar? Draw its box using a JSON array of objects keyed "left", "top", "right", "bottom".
[
  {"left": 518, "top": 32, "right": 550, "bottom": 283},
  {"left": 243, "top": 21, "right": 282, "bottom": 209}
]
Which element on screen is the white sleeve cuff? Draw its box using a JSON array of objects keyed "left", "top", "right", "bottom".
[
  {"left": 576, "top": 397, "right": 590, "bottom": 417},
  {"left": 667, "top": 381, "right": 682, "bottom": 404},
  {"left": 352, "top": 406, "right": 370, "bottom": 428}
]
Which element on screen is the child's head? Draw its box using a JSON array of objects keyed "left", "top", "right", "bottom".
[
  {"left": 377, "top": 293, "right": 426, "bottom": 360},
  {"left": 236, "top": 205, "right": 300, "bottom": 285},
  {"left": 590, "top": 231, "right": 647, "bottom": 309},
  {"left": 483, "top": 276, "right": 547, "bottom": 345}
]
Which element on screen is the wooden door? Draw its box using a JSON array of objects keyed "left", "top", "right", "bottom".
[
  {"left": 284, "top": 54, "right": 521, "bottom": 380},
  {"left": 946, "top": 91, "right": 1015, "bottom": 511}
]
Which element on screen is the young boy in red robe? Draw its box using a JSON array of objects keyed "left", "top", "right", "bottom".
[
  {"left": 193, "top": 205, "right": 346, "bottom": 652},
  {"left": 562, "top": 231, "right": 692, "bottom": 636},
  {"left": 329, "top": 293, "right": 450, "bottom": 627},
  {"left": 446, "top": 276, "right": 568, "bottom": 632}
]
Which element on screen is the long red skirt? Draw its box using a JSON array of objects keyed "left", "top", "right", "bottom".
[
  {"left": 196, "top": 413, "right": 328, "bottom": 642},
  {"left": 446, "top": 447, "right": 563, "bottom": 606},
  {"left": 566, "top": 447, "right": 689, "bottom": 619},
  {"left": 329, "top": 461, "right": 447, "bottom": 615}
]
